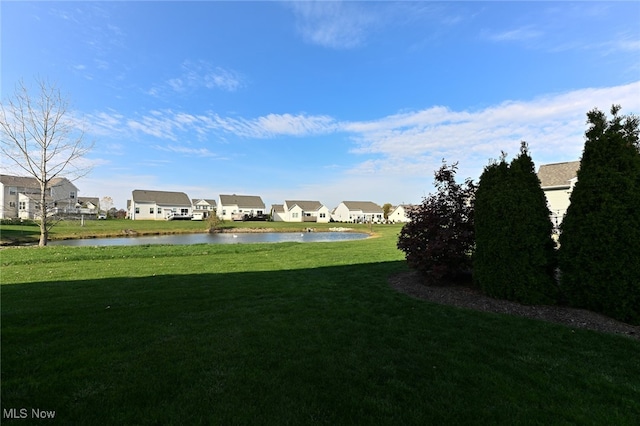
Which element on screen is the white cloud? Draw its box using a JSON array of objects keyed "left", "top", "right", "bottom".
[
  {"left": 289, "top": 1, "right": 375, "bottom": 49},
  {"left": 150, "top": 60, "right": 244, "bottom": 97},
  {"left": 485, "top": 26, "right": 543, "bottom": 42}
]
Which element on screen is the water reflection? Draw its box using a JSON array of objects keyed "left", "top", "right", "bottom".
[{"left": 49, "top": 232, "right": 368, "bottom": 247}]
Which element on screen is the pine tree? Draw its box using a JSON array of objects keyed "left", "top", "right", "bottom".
[
  {"left": 559, "top": 105, "right": 640, "bottom": 324},
  {"left": 474, "top": 143, "right": 558, "bottom": 304}
]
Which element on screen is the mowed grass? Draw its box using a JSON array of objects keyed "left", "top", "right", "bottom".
[{"left": 1, "top": 224, "right": 639, "bottom": 424}]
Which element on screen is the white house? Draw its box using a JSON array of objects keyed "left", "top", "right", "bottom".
[
  {"left": 77, "top": 197, "right": 100, "bottom": 215},
  {"left": 217, "top": 194, "right": 265, "bottom": 221},
  {"left": 192, "top": 199, "right": 217, "bottom": 219},
  {"left": 389, "top": 204, "right": 415, "bottom": 223},
  {"left": 270, "top": 204, "right": 286, "bottom": 222},
  {"left": 128, "top": 189, "right": 192, "bottom": 220},
  {"left": 537, "top": 161, "right": 580, "bottom": 228},
  {"left": 332, "top": 201, "right": 384, "bottom": 223},
  {"left": 273, "top": 200, "right": 331, "bottom": 223},
  {"left": 0, "top": 174, "right": 80, "bottom": 220}
]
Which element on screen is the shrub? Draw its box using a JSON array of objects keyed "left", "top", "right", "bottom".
[
  {"left": 397, "top": 161, "right": 476, "bottom": 284},
  {"left": 559, "top": 105, "right": 640, "bottom": 324},
  {"left": 474, "top": 144, "right": 558, "bottom": 305}
]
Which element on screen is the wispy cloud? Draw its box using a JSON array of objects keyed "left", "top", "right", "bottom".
[
  {"left": 150, "top": 60, "right": 244, "bottom": 97},
  {"left": 289, "top": 1, "right": 375, "bottom": 49},
  {"left": 152, "top": 145, "right": 221, "bottom": 158},
  {"left": 485, "top": 26, "right": 543, "bottom": 42}
]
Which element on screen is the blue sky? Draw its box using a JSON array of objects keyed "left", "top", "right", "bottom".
[{"left": 2, "top": 1, "right": 639, "bottom": 210}]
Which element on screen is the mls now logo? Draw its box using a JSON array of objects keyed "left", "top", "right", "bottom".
[{"left": 3, "top": 408, "right": 56, "bottom": 419}]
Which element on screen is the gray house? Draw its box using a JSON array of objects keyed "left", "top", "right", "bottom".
[{"left": 0, "top": 174, "right": 80, "bottom": 219}]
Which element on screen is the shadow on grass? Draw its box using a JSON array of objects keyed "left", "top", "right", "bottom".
[{"left": 2, "top": 261, "right": 640, "bottom": 425}]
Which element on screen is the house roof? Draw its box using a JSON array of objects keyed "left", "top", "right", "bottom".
[
  {"left": 0, "top": 174, "right": 73, "bottom": 189},
  {"left": 340, "top": 201, "right": 383, "bottom": 213},
  {"left": 219, "top": 194, "right": 265, "bottom": 209},
  {"left": 537, "top": 161, "right": 580, "bottom": 188},
  {"left": 132, "top": 190, "right": 191, "bottom": 206},
  {"left": 78, "top": 197, "right": 99, "bottom": 207},
  {"left": 271, "top": 204, "right": 285, "bottom": 213},
  {"left": 285, "top": 200, "right": 324, "bottom": 212},
  {"left": 193, "top": 198, "right": 217, "bottom": 207}
]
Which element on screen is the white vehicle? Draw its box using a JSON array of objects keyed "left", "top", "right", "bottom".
[{"left": 191, "top": 212, "right": 204, "bottom": 221}]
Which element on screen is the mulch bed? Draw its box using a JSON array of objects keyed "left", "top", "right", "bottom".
[{"left": 389, "top": 270, "right": 639, "bottom": 340}]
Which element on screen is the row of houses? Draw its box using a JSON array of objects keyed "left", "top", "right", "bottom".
[
  {"left": 1, "top": 161, "right": 579, "bottom": 224},
  {"left": 127, "top": 190, "right": 412, "bottom": 223}
]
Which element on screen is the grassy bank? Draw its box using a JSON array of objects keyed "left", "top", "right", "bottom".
[{"left": 1, "top": 225, "right": 639, "bottom": 424}]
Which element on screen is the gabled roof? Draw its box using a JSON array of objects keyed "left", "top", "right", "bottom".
[
  {"left": 78, "top": 197, "right": 99, "bottom": 207},
  {"left": 219, "top": 194, "right": 265, "bottom": 209},
  {"left": 271, "top": 204, "right": 285, "bottom": 213},
  {"left": 340, "top": 201, "right": 383, "bottom": 213},
  {"left": 0, "top": 174, "right": 74, "bottom": 189},
  {"left": 285, "top": 200, "right": 324, "bottom": 212},
  {"left": 537, "top": 161, "right": 580, "bottom": 188},
  {"left": 132, "top": 189, "right": 191, "bottom": 206},
  {"left": 193, "top": 198, "right": 217, "bottom": 207}
]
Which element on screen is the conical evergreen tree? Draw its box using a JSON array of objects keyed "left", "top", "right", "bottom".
[
  {"left": 559, "top": 105, "right": 640, "bottom": 324},
  {"left": 474, "top": 143, "right": 558, "bottom": 304}
]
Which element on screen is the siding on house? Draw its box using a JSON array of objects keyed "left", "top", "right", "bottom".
[
  {"left": 192, "top": 199, "right": 217, "bottom": 218},
  {"left": 537, "top": 161, "right": 580, "bottom": 226},
  {"left": 217, "top": 194, "right": 265, "bottom": 220},
  {"left": 129, "top": 189, "right": 192, "bottom": 220},
  {"left": 280, "top": 200, "right": 331, "bottom": 223},
  {"left": 332, "top": 201, "right": 384, "bottom": 223},
  {"left": 389, "top": 204, "right": 415, "bottom": 223}
]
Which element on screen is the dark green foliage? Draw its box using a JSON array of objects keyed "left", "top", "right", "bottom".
[
  {"left": 559, "top": 105, "right": 640, "bottom": 324},
  {"left": 397, "top": 161, "right": 476, "bottom": 283},
  {"left": 474, "top": 143, "right": 558, "bottom": 305}
]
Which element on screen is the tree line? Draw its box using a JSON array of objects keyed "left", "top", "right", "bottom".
[{"left": 398, "top": 105, "right": 640, "bottom": 325}]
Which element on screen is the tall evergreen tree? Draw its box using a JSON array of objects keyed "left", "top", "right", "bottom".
[
  {"left": 474, "top": 143, "right": 558, "bottom": 304},
  {"left": 559, "top": 105, "right": 640, "bottom": 324}
]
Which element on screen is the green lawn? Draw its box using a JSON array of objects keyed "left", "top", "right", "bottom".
[{"left": 1, "top": 224, "right": 639, "bottom": 424}]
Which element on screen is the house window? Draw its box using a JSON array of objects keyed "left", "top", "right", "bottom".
[
  {"left": 320, "top": 213, "right": 326, "bottom": 218},
  {"left": 181, "top": 208, "right": 189, "bottom": 215},
  {"left": 292, "top": 212, "right": 298, "bottom": 218},
  {"left": 70, "top": 191, "right": 76, "bottom": 199},
  {"left": 9, "top": 187, "right": 17, "bottom": 195},
  {"left": 157, "top": 208, "right": 162, "bottom": 213},
  {"left": 135, "top": 207, "right": 140, "bottom": 214},
  {"left": 9, "top": 201, "right": 16, "bottom": 207},
  {"left": 19, "top": 201, "right": 26, "bottom": 210},
  {"left": 150, "top": 208, "right": 154, "bottom": 214}
]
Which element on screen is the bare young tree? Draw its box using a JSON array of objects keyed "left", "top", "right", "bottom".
[{"left": 1, "top": 79, "right": 93, "bottom": 246}]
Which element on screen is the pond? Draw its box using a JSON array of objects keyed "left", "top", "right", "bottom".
[{"left": 48, "top": 231, "right": 369, "bottom": 247}]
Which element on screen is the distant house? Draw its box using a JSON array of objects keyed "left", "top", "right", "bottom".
[
  {"left": 332, "top": 201, "right": 384, "bottom": 223},
  {"left": 217, "top": 194, "right": 265, "bottom": 221},
  {"left": 273, "top": 200, "right": 331, "bottom": 223},
  {"left": 0, "top": 174, "right": 79, "bottom": 220},
  {"left": 128, "top": 189, "right": 192, "bottom": 220},
  {"left": 192, "top": 199, "right": 217, "bottom": 219},
  {"left": 77, "top": 197, "right": 100, "bottom": 215},
  {"left": 537, "top": 161, "right": 580, "bottom": 227},
  {"left": 270, "top": 204, "right": 286, "bottom": 222},
  {"left": 389, "top": 204, "right": 415, "bottom": 223}
]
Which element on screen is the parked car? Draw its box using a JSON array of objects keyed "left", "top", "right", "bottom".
[{"left": 97, "top": 213, "right": 107, "bottom": 220}]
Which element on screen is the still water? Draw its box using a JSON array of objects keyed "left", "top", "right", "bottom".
[{"left": 49, "top": 232, "right": 369, "bottom": 247}]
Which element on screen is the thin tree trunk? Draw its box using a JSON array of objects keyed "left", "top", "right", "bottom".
[{"left": 39, "top": 181, "right": 48, "bottom": 246}]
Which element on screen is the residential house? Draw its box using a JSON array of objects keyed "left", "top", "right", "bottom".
[
  {"left": 389, "top": 204, "right": 415, "bottom": 223},
  {"left": 0, "top": 174, "right": 79, "bottom": 219},
  {"left": 77, "top": 197, "right": 100, "bottom": 215},
  {"left": 270, "top": 204, "right": 286, "bottom": 222},
  {"left": 128, "top": 189, "right": 192, "bottom": 220},
  {"left": 192, "top": 198, "right": 217, "bottom": 219},
  {"left": 273, "top": 200, "right": 331, "bottom": 223},
  {"left": 217, "top": 194, "right": 265, "bottom": 221},
  {"left": 332, "top": 201, "right": 384, "bottom": 223},
  {"left": 537, "top": 161, "right": 580, "bottom": 227}
]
